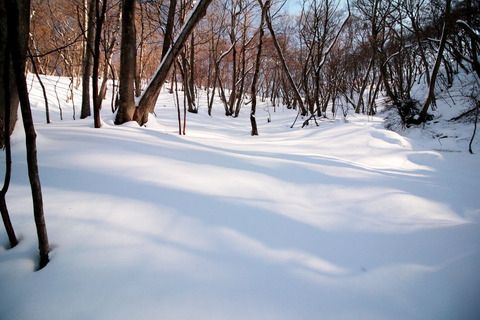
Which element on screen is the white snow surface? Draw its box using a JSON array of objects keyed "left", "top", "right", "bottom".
[{"left": 1, "top": 75, "right": 479, "bottom": 320}]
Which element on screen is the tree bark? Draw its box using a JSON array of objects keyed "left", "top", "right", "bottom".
[
  {"left": 0, "top": 24, "right": 18, "bottom": 248},
  {"left": 0, "top": 0, "right": 24, "bottom": 149},
  {"left": 115, "top": 0, "right": 136, "bottom": 125},
  {"left": 188, "top": 33, "right": 197, "bottom": 113},
  {"left": 228, "top": 9, "right": 238, "bottom": 116},
  {"left": 92, "top": 0, "right": 108, "bottom": 128},
  {"left": 80, "top": 0, "right": 95, "bottom": 119},
  {"left": 250, "top": 0, "right": 268, "bottom": 136},
  {"left": 133, "top": 0, "right": 214, "bottom": 126},
  {"left": 162, "top": 0, "right": 177, "bottom": 59}
]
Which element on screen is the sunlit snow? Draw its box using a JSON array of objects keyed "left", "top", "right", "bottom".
[{"left": 0, "top": 74, "right": 479, "bottom": 320}]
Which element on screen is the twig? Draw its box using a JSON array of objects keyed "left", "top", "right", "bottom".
[{"left": 469, "top": 102, "right": 479, "bottom": 154}]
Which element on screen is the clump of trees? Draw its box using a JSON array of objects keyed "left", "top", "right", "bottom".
[
  {"left": 6, "top": 0, "right": 476, "bottom": 134},
  {"left": 4, "top": 0, "right": 478, "bottom": 133}
]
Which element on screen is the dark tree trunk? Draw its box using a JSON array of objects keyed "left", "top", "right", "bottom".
[
  {"left": 234, "top": 20, "right": 249, "bottom": 118},
  {"left": 188, "top": 33, "right": 197, "bottom": 113},
  {"left": 115, "top": 0, "right": 136, "bottom": 125},
  {"left": 217, "top": 73, "right": 230, "bottom": 115},
  {"left": 134, "top": 2, "right": 144, "bottom": 98},
  {"left": 92, "top": 0, "right": 108, "bottom": 128},
  {"left": 81, "top": 0, "right": 95, "bottom": 119},
  {"left": 228, "top": 37, "right": 237, "bottom": 115},
  {"left": 0, "top": 0, "right": 25, "bottom": 149},
  {"left": 162, "top": 0, "right": 177, "bottom": 59},
  {"left": 6, "top": 0, "right": 49, "bottom": 269},
  {"left": 0, "top": 22, "right": 18, "bottom": 248},
  {"left": 250, "top": 0, "right": 268, "bottom": 136}
]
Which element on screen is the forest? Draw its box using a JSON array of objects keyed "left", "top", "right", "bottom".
[
  {"left": 2, "top": 0, "right": 480, "bottom": 137},
  {"left": 1, "top": 0, "right": 480, "bottom": 319}
]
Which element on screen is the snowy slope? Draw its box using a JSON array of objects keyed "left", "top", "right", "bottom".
[{"left": 0, "top": 75, "right": 479, "bottom": 320}]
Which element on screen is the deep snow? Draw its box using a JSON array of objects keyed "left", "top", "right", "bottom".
[{"left": 0, "top": 75, "right": 479, "bottom": 320}]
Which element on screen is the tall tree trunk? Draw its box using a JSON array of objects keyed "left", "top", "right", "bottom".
[
  {"left": 188, "top": 33, "right": 197, "bottom": 113},
  {"left": 234, "top": 19, "right": 249, "bottom": 118},
  {"left": 0, "top": 26, "right": 18, "bottom": 248},
  {"left": 6, "top": 0, "right": 49, "bottom": 269},
  {"left": 228, "top": 23, "right": 237, "bottom": 116},
  {"left": 115, "top": 0, "right": 136, "bottom": 125},
  {"left": 134, "top": 0, "right": 214, "bottom": 126},
  {"left": 162, "top": 0, "right": 177, "bottom": 59},
  {"left": 81, "top": 0, "right": 95, "bottom": 119},
  {"left": 134, "top": 2, "right": 144, "bottom": 98},
  {"left": 250, "top": 0, "right": 268, "bottom": 136},
  {"left": 92, "top": 0, "right": 108, "bottom": 128}
]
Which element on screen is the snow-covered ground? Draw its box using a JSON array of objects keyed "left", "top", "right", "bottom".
[{"left": 0, "top": 75, "right": 479, "bottom": 320}]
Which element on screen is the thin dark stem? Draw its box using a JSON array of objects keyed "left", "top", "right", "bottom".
[
  {"left": 469, "top": 103, "right": 479, "bottom": 154},
  {"left": 27, "top": 48, "right": 50, "bottom": 124}
]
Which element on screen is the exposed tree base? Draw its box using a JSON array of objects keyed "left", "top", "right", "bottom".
[
  {"left": 250, "top": 115, "right": 258, "bottom": 136},
  {"left": 393, "top": 99, "right": 433, "bottom": 127}
]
